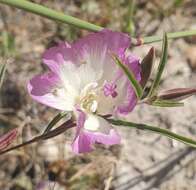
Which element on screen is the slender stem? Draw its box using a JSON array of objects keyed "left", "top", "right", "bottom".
[
  {"left": 0, "top": 122, "right": 75, "bottom": 155},
  {"left": 0, "top": 0, "right": 195, "bottom": 45},
  {"left": 139, "top": 30, "right": 196, "bottom": 45},
  {"left": 0, "top": 0, "right": 103, "bottom": 32},
  {"left": 108, "top": 119, "right": 196, "bottom": 148}
]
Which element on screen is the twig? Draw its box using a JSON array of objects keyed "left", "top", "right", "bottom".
[{"left": 0, "top": 121, "right": 75, "bottom": 155}]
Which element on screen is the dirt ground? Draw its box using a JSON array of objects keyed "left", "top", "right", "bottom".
[{"left": 0, "top": 0, "right": 195, "bottom": 190}]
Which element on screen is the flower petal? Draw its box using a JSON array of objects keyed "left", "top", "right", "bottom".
[
  {"left": 72, "top": 132, "right": 93, "bottom": 154},
  {"left": 116, "top": 54, "right": 141, "bottom": 115},
  {"left": 28, "top": 72, "right": 75, "bottom": 111},
  {"left": 72, "top": 113, "right": 121, "bottom": 154},
  {"left": 84, "top": 114, "right": 121, "bottom": 145},
  {"left": 73, "top": 29, "right": 131, "bottom": 81},
  {"left": 72, "top": 110, "right": 93, "bottom": 154},
  {"left": 42, "top": 42, "right": 75, "bottom": 74}
]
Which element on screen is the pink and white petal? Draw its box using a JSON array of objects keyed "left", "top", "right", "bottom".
[
  {"left": 84, "top": 114, "right": 121, "bottom": 145},
  {"left": 115, "top": 54, "right": 141, "bottom": 115},
  {"left": 72, "top": 132, "right": 93, "bottom": 154},
  {"left": 28, "top": 72, "right": 74, "bottom": 111},
  {"left": 116, "top": 82, "right": 137, "bottom": 114},
  {"left": 42, "top": 42, "right": 76, "bottom": 74},
  {"left": 72, "top": 110, "right": 93, "bottom": 154},
  {"left": 28, "top": 72, "right": 60, "bottom": 96},
  {"left": 85, "top": 129, "right": 121, "bottom": 146},
  {"left": 126, "top": 54, "right": 141, "bottom": 80},
  {"left": 73, "top": 109, "right": 86, "bottom": 141},
  {"left": 73, "top": 29, "right": 130, "bottom": 56},
  {"left": 72, "top": 30, "right": 131, "bottom": 81}
]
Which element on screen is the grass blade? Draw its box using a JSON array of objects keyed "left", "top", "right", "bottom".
[
  {"left": 0, "top": 63, "right": 7, "bottom": 89},
  {"left": 43, "top": 111, "right": 70, "bottom": 134},
  {"left": 108, "top": 119, "right": 196, "bottom": 148},
  {"left": 151, "top": 99, "right": 184, "bottom": 107},
  {"left": 148, "top": 33, "right": 168, "bottom": 97},
  {"left": 112, "top": 54, "right": 143, "bottom": 99}
]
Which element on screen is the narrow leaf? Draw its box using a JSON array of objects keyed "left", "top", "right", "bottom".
[
  {"left": 43, "top": 111, "right": 70, "bottom": 134},
  {"left": 140, "top": 47, "right": 155, "bottom": 88},
  {"left": 158, "top": 88, "right": 196, "bottom": 101},
  {"left": 148, "top": 33, "right": 168, "bottom": 97},
  {"left": 0, "top": 63, "right": 7, "bottom": 89},
  {"left": 108, "top": 119, "right": 196, "bottom": 148},
  {"left": 112, "top": 54, "right": 143, "bottom": 99},
  {"left": 151, "top": 99, "right": 184, "bottom": 107},
  {"left": 0, "top": 128, "right": 18, "bottom": 150}
]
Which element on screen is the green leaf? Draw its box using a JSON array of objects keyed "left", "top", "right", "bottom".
[
  {"left": 0, "top": 63, "right": 7, "bottom": 89},
  {"left": 43, "top": 111, "right": 70, "bottom": 134},
  {"left": 140, "top": 47, "right": 155, "bottom": 89},
  {"left": 151, "top": 99, "right": 184, "bottom": 107},
  {"left": 112, "top": 54, "right": 143, "bottom": 99},
  {"left": 148, "top": 33, "right": 168, "bottom": 97},
  {"left": 108, "top": 119, "right": 196, "bottom": 148}
]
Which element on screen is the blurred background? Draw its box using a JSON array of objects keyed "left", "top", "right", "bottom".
[{"left": 0, "top": 0, "right": 196, "bottom": 189}]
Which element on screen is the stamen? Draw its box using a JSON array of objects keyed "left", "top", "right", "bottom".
[{"left": 80, "top": 93, "right": 98, "bottom": 113}]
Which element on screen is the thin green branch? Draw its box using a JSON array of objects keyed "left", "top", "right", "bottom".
[
  {"left": 139, "top": 30, "right": 196, "bottom": 45},
  {"left": 0, "top": 0, "right": 103, "bottom": 32},
  {"left": 108, "top": 119, "right": 196, "bottom": 148}
]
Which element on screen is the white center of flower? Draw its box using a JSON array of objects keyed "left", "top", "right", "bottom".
[{"left": 79, "top": 82, "right": 99, "bottom": 113}]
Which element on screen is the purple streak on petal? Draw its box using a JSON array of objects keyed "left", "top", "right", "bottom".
[
  {"left": 103, "top": 82, "right": 118, "bottom": 98},
  {"left": 27, "top": 72, "right": 67, "bottom": 110}
]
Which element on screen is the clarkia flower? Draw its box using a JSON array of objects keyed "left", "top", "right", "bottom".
[{"left": 28, "top": 30, "right": 141, "bottom": 154}]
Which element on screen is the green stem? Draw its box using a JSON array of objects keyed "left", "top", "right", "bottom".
[
  {"left": 108, "top": 119, "right": 196, "bottom": 148},
  {"left": 0, "top": 0, "right": 196, "bottom": 45},
  {"left": 0, "top": 0, "right": 103, "bottom": 32},
  {"left": 140, "top": 30, "right": 196, "bottom": 45}
]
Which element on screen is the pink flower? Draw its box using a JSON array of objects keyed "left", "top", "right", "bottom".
[{"left": 28, "top": 30, "right": 141, "bottom": 154}]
